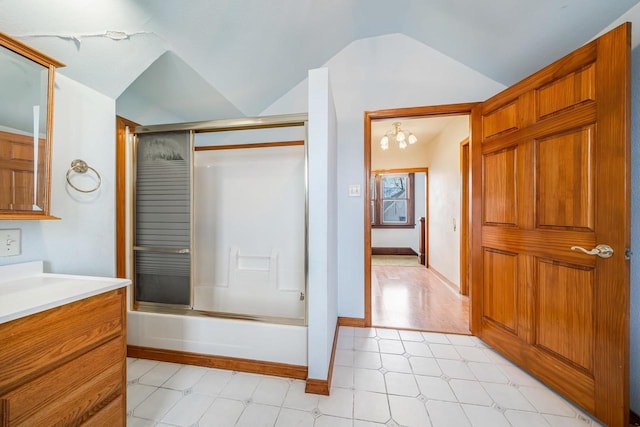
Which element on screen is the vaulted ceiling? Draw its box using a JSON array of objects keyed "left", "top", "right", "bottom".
[{"left": 1, "top": 0, "right": 638, "bottom": 120}]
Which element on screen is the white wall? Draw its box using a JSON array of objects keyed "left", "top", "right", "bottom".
[
  {"left": 262, "top": 33, "right": 505, "bottom": 318},
  {"left": 307, "top": 68, "right": 338, "bottom": 380},
  {"left": 371, "top": 172, "right": 426, "bottom": 254},
  {"left": 427, "top": 116, "right": 469, "bottom": 287},
  {"left": 0, "top": 74, "right": 116, "bottom": 277}
]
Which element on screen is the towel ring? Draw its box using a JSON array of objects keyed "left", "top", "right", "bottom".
[{"left": 66, "top": 159, "right": 101, "bottom": 193}]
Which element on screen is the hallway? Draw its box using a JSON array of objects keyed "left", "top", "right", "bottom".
[{"left": 372, "top": 262, "right": 470, "bottom": 334}]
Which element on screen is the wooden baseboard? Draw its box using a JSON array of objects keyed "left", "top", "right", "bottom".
[
  {"left": 127, "top": 345, "right": 308, "bottom": 380},
  {"left": 428, "top": 266, "right": 460, "bottom": 293},
  {"left": 305, "top": 320, "right": 341, "bottom": 395},
  {"left": 371, "top": 247, "right": 418, "bottom": 256},
  {"left": 631, "top": 409, "right": 640, "bottom": 426},
  {"left": 338, "top": 317, "right": 365, "bottom": 327},
  {"left": 304, "top": 378, "right": 330, "bottom": 395},
  {"left": 129, "top": 318, "right": 357, "bottom": 396}
]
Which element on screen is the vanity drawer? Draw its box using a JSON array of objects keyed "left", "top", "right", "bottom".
[
  {"left": 0, "top": 288, "right": 124, "bottom": 393},
  {"left": 81, "top": 394, "right": 125, "bottom": 427},
  {"left": 0, "top": 337, "right": 124, "bottom": 426}
]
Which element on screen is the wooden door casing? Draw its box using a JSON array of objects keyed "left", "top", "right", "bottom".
[
  {"left": 363, "top": 103, "right": 478, "bottom": 327},
  {"left": 470, "top": 23, "right": 630, "bottom": 426},
  {"left": 460, "top": 138, "right": 470, "bottom": 296},
  {"left": 115, "top": 115, "right": 140, "bottom": 279}
]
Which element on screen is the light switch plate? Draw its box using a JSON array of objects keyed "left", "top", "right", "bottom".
[
  {"left": 348, "top": 184, "right": 361, "bottom": 197},
  {"left": 1, "top": 229, "right": 21, "bottom": 257}
]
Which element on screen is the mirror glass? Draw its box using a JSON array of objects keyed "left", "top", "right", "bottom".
[{"left": 0, "top": 34, "right": 59, "bottom": 217}]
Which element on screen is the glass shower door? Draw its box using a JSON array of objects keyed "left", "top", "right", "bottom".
[{"left": 133, "top": 131, "right": 192, "bottom": 307}]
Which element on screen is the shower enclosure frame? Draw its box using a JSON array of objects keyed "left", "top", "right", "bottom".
[{"left": 130, "top": 113, "right": 309, "bottom": 326}]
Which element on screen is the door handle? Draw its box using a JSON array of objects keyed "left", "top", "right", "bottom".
[{"left": 570, "top": 244, "right": 614, "bottom": 258}]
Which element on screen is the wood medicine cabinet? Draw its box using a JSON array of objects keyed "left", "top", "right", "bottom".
[{"left": 0, "top": 31, "right": 63, "bottom": 219}]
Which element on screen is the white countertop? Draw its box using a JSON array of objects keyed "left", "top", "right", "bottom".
[{"left": 0, "top": 261, "right": 131, "bottom": 324}]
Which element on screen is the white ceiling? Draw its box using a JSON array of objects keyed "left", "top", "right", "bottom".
[{"left": 1, "top": 0, "right": 638, "bottom": 119}]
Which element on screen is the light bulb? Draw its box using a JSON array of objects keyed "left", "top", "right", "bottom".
[
  {"left": 396, "top": 130, "right": 406, "bottom": 142},
  {"left": 380, "top": 136, "right": 389, "bottom": 150},
  {"left": 408, "top": 134, "right": 417, "bottom": 144},
  {"left": 399, "top": 140, "right": 407, "bottom": 149}
]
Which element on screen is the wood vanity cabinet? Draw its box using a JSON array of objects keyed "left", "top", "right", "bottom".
[{"left": 0, "top": 288, "right": 126, "bottom": 426}]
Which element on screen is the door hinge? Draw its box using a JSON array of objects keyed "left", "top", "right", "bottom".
[{"left": 625, "top": 247, "right": 632, "bottom": 260}]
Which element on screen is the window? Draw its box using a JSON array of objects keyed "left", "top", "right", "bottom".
[{"left": 370, "top": 172, "right": 415, "bottom": 228}]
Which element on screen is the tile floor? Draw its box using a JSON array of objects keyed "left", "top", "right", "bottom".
[{"left": 126, "top": 326, "right": 603, "bottom": 426}]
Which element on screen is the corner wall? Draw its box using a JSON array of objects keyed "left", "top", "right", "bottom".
[
  {"left": 0, "top": 74, "right": 117, "bottom": 277},
  {"left": 262, "top": 33, "right": 505, "bottom": 318},
  {"left": 307, "top": 68, "right": 339, "bottom": 380}
]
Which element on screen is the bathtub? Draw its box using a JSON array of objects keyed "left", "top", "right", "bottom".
[{"left": 127, "top": 309, "right": 308, "bottom": 366}]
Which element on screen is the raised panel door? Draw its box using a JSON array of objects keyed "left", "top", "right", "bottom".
[
  {"left": 483, "top": 148, "right": 517, "bottom": 226},
  {"left": 536, "top": 126, "right": 594, "bottom": 230},
  {"left": 536, "top": 259, "right": 594, "bottom": 372},
  {"left": 471, "top": 23, "right": 630, "bottom": 426},
  {"left": 482, "top": 249, "right": 518, "bottom": 332}
]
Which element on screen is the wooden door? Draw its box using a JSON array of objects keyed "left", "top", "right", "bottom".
[
  {"left": 470, "top": 23, "right": 630, "bottom": 426},
  {"left": 0, "top": 131, "right": 42, "bottom": 210}
]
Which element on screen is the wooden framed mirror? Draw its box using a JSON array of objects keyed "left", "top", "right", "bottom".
[{"left": 0, "top": 31, "right": 63, "bottom": 219}]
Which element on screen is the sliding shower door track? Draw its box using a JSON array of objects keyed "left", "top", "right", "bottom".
[{"left": 133, "top": 302, "right": 306, "bottom": 326}]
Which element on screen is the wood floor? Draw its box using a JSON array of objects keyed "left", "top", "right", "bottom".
[{"left": 372, "top": 263, "right": 470, "bottom": 334}]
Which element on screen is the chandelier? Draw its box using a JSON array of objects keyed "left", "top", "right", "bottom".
[{"left": 380, "top": 122, "right": 418, "bottom": 150}]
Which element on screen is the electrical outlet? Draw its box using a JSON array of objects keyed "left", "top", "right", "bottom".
[{"left": 1, "top": 229, "right": 21, "bottom": 257}]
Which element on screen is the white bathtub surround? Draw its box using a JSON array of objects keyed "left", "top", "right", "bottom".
[
  {"left": 193, "top": 145, "right": 306, "bottom": 321},
  {"left": 129, "top": 118, "right": 311, "bottom": 371},
  {"left": 193, "top": 284, "right": 304, "bottom": 319},
  {"left": 127, "top": 310, "right": 307, "bottom": 367},
  {"left": 0, "top": 261, "right": 130, "bottom": 323}
]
